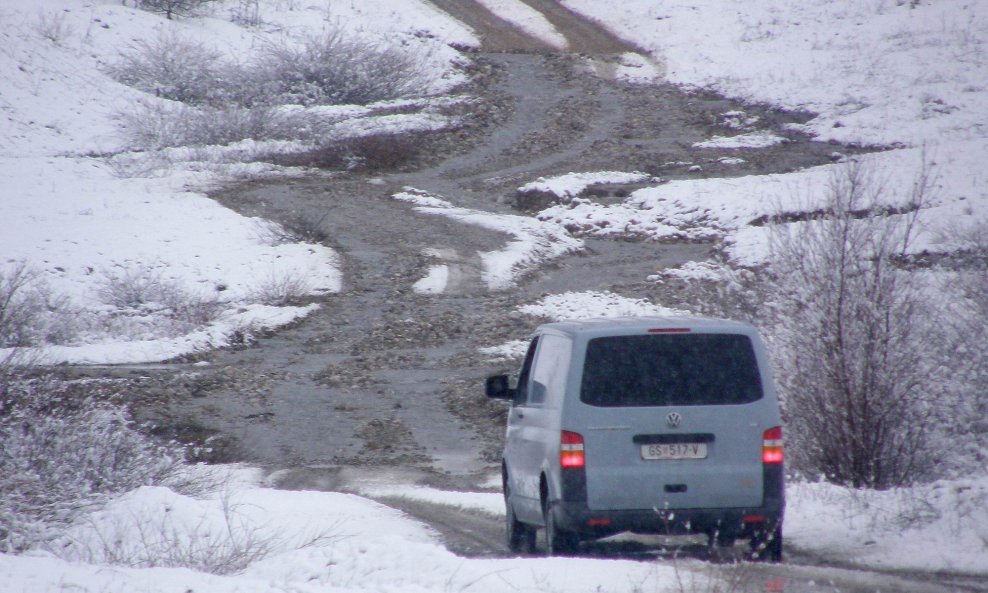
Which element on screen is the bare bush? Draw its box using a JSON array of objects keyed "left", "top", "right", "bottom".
[
  {"left": 252, "top": 31, "right": 432, "bottom": 106},
  {"left": 110, "top": 28, "right": 430, "bottom": 112},
  {"left": 97, "top": 268, "right": 224, "bottom": 335},
  {"left": 118, "top": 101, "right": 318, "bottom": 150},
  {"left": 938, "top": 219, "right": 988, "bottom": 470},
  {"left": 53, "top": 491, "right": 340, "bottom": 575},
  {"left": 35, "top": 10, "right": 73, "bottom": 45},
  {"left": 0, "top": 263, "right": 77, "bottom": 349},
  {"left": 107, "top": 24, "right": 434, "bottom": 155},
  {"left": 0, "top": 264, "right": 43, "bottom": 348},
  {"left": 258, "top": 213, "right": 331, "bottom": 245},
  {"left": 58, "top": 495, "right": 270, "bottom": 574},
  {"left": 97, "top": 267, "right": 182, "bottom": 310},
  {"left": 766, "top": 160, "right": 945, "bottom": 489},
  {"left": 248, "top": 272, "right": 311, "bottom": 306},
  {"left": 128, "top": 0, "right": 219, "bottom": 21},
  {"left": 228, "top": 0, "right": 261, "bottom": 27},
  {"left": 0, "top": 379, "right": 185, "bottom": 552},
  {"left": 107, "top": 34, "right": 225, "bottom": 106}
]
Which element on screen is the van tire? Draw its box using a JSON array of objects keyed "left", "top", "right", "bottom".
[
  {"left": 543, "top": 501, "right": 579, "bottom": 555},
  {"left": 505, "top": 495, "right": 535, "bottom": 553}
]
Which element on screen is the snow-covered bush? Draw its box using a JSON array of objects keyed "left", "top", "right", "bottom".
[
  {"left": 117, "top": 101, "right": 306, "bottom": 150},
  {"left": 96, "top": 268, "right": 225, "bottom": 338},
  {"left": 109, "top": 28, "right": 431, "bottom": 110},
  {"left": 766, "top": 161, "right": 962, "bottom": 488},
  {"left": 249, "top": 31, "right": 431, "bottom": 107},
  {"left": 937, "top": 221, "right": 988, "bottom": 471},
  {"left": 0, "top": 264, "right": 46, "bottom": 349},
  {"left": 108, "top": 34, "right": 226, "bottom": 106},
  {"left": 0, "top": 378, "right": 185, "bottom": 552},
  {"left": 109, "top": 27, "right": 432, "bottom": 152},
  {"left": 0, "top": 263, "right": 78, "bottom": 350}
]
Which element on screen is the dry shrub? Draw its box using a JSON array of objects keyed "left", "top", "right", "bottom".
[
  {"left": 767, "top": 160, "right": 944, "bottom": 488},
  {"left": 0, "top": 378, "right": 186, "bottom": 552}
]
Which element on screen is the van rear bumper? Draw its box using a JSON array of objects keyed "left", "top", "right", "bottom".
[
  {"left": 552, "top": 500, "right": 784, "bottom": 539},
  {"left": 554, "top": 462, "right": 785, "bottom": 539}
]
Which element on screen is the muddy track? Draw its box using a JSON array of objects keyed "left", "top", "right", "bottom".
[
  {"left": 134, "top": 0, "right": 858, "bottom": 477},
  {"left": 108, "top": 4, "right": 988, "bottom": 590},
  {"left": 427, "top": 0, "right": 639, "bottom": 54}
]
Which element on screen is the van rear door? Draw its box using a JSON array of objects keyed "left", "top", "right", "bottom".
[{"left": 573, "top": 332, "right": 772, "bottom": 511}]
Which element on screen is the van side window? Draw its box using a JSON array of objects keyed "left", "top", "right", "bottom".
[
  {"left": 530, "top": 334, "right": 571, "bottom": 406},
  {"left": 514, "top": 337, "right": 539, "bottom": 406}
]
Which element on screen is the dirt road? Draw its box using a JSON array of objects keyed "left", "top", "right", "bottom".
[
  {"left": 115, "top": 3, "right": 988, "bottom": 591},
  {"left": 148, "top": 0, "right": 848, "bottom": 474}
]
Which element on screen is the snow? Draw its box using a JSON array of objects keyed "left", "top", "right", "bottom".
[
  {"left": 537, "top": 145, "right": 984, "bottom": 265},
  {"left": 358, "top": 484, "right": 505, "bottom": 517},
  {"left": 692, "top": 131, "right": 788, "bottom": 149},
  {"left": 0, "top": 475, "right": 705, "bottom": 593},
  {"left": 412, "top": 265, "right": 449, "bottom": 295},
  {"left": 517, "top": 170, "right": 654, "bottom": 200},
  {"left": 519, "top": 290, "right": 692, "bottom": 321},
  {"left": 393, "top": 189, "right": 583, "bottom": 290},
  {"left": 0, "top": 0, "right": 475, "bottom": 364},
  {"left": 474, "top": 0, "right": 569, "bottom": 50},
  {"left": 556, "top": 0, "right": 987, "bottom": 266},
  {"left": 786, "top": 478, "right": 988, "bottom": 575},
  {"left": 561, "top": 0, "right": 988, "bottom": 148}
]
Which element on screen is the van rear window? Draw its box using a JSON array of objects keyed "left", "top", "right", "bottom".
[{"left": 580, "top": 334, "right": 762, "bottom": 407}]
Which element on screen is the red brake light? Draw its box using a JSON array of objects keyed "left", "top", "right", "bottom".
[
  {"left": 762, "top": 426, "right": 784, "bottom": 464},
  {"left": 647, "top": 328, "right": 691, "bottom": 333},
  {"left": 560, "top": 431, "right": 585, "bottom": 468}
]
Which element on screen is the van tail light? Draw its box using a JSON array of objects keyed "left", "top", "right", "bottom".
[
  {"left": 762, "top": 426, "right": 784, "bottom": 464},
  {"left": 560, "top": 431, "right": 585, "bottom": 468}
]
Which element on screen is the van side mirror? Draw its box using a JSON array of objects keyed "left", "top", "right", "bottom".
[{"left": 485, "top": 374, "right": 515, "bottom": 400}]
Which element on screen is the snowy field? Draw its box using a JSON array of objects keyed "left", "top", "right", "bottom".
[
  {"left": 1, "top": 0, "right": 986, "bottom": 591},
  {"left": 544, "top": 0, "right": 988, "bottom": 271},
  {"left": 0, "top": 0, "right": 474, "bottom": 364}
]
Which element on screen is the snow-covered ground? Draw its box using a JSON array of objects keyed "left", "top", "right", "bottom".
[
  {"left": 0, "top": 0, "right": 474, "bottom": 364},
  {"left": 394, "top": 189, "right": 582, "bottom": 290},
  {"left": 3, "top": 468, "right": 983, "bottom": 592},
  {"left": 552, "top": 0, "right": 987, "bottom": 269},
  {"left": 2, "top": 0, "right": 986, "bottom": 590}
]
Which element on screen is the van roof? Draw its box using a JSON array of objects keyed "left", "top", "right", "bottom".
[{"left": 537, "top": 316, "right": 757, "bottom": 338}]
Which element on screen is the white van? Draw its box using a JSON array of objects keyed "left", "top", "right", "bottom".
[{"left": 486, "top": 317, "right": 784, "bottom": 560}]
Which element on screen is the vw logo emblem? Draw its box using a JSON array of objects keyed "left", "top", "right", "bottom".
[{"left": 666, "top": 412, "right": 682, "bottom": 428}]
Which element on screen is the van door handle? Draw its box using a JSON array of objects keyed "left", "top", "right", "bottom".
[{"left": 514, "top": 410, "right": 524, "bottom": 419}]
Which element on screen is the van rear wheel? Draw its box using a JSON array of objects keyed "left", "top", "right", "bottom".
[
  {"left": 505, "top": 496, "right": 535, "bottom": 553},
  {"left": 543, "top": 502, "right": 579, "bottom": 555}
]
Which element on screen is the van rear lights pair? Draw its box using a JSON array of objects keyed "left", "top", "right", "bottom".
[
  {"left": 762, "top": 426, "right": 784, "bottom": 464},
  {"left": 560, "top": 430, "right": 585, "bottom": 468}
]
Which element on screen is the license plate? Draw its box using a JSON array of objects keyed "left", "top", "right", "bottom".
[{"left": 641, "top": 443, "right": 708, "bottom": 460}]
